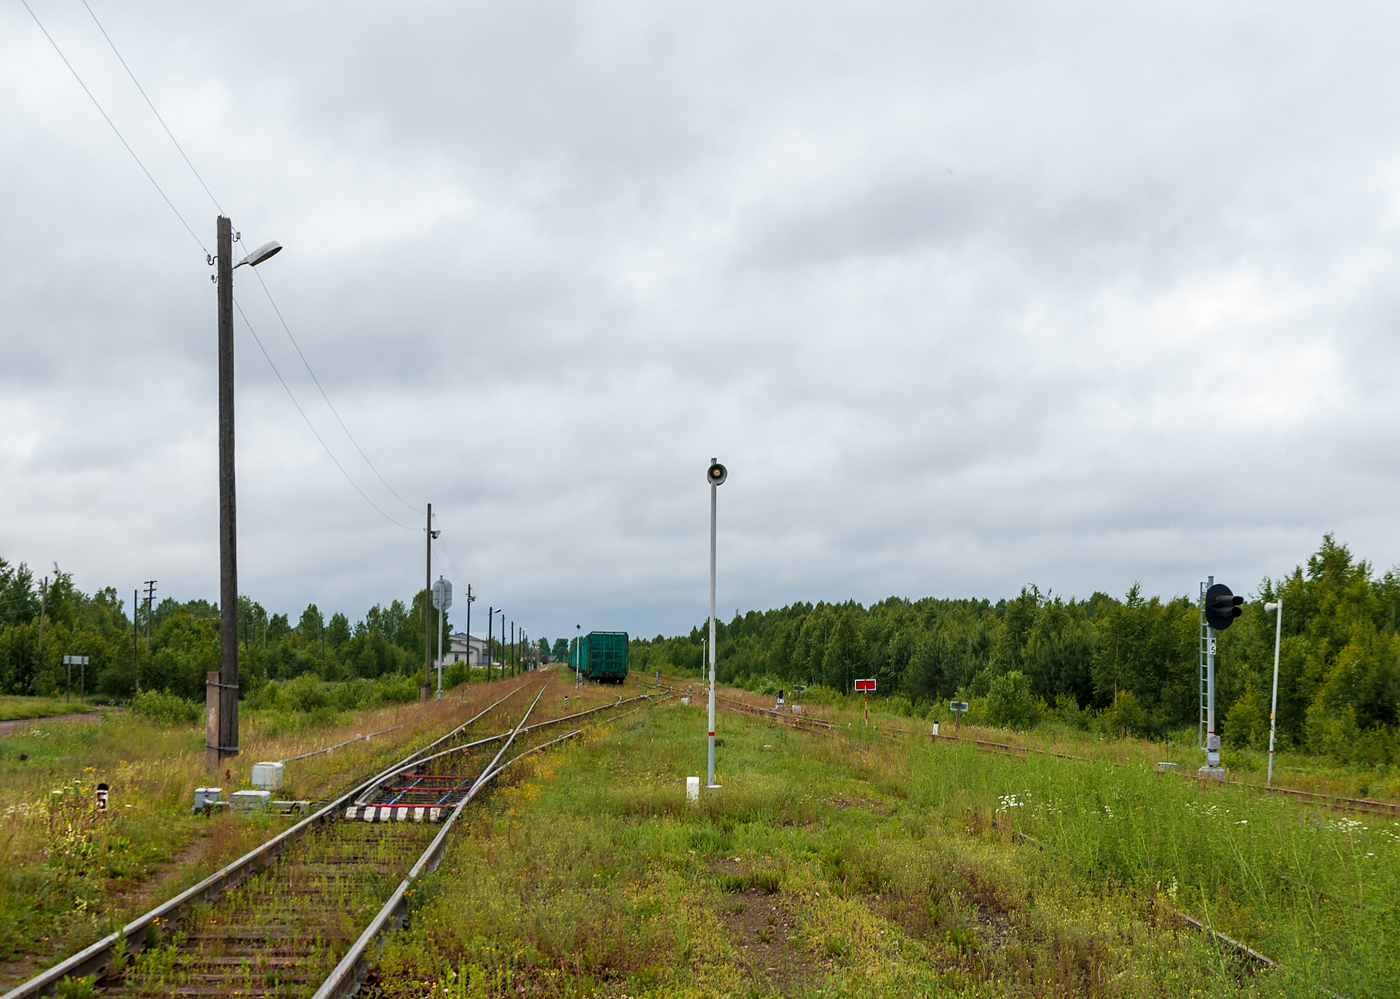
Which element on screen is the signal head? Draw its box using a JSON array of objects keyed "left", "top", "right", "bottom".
[
  {"left": 707, "top": 461, "right": 728, "bottom": 486},
  {"left": 1204, "top": 583, "right": 1245, "bottom": 631}
]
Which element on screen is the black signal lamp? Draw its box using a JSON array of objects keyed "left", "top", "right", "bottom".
[{"left": 1204, "top": 583, "right": 1244, "bottom": 631}]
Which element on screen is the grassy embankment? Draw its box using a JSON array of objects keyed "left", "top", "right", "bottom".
[
  {"left": 370, "top": 678, "right": 1394, "bottom": 998},
  {"left": 0, "top": 676, "right": 551, "bottom": 984},
  {"left": 761, "top": 688, "right": 1400, "bottom": 803}
]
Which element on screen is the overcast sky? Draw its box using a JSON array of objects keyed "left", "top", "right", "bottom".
[{"left": 3, "top": 1, "right": 1400, "bottom": 641}]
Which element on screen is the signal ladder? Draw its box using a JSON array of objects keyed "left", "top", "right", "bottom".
[{"left": 1198, "top": 581, "right": 1208, "bottom": 750}]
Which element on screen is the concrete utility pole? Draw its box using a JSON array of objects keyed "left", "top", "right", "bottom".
[
  {"left": 510, "top": 621, "right": 515, "bottom": 678},
  {"left": 210, "top": 216, "right": 238, "bottom": 773},
  {"left": 487, "top": 607, "right": 494, "bottom": 682},
  {"left": 37, "top": 576, "right": 47, "bottom": 648}
]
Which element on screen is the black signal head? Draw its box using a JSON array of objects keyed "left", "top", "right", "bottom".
[
  {"left": 1204, "top": 583, "right": 1245, "bottom": 631},
  {"left": 707, "top": 461, "right": 728, "bottom": 486}
]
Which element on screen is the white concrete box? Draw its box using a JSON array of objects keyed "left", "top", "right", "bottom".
[
  {"left": 251, "top": 761, "right": 284, "bottom": 790},
  {"left": 231, "top": 789, "right": 272, "bottom": 813}
]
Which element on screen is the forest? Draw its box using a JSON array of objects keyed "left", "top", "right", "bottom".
[
  {"left": 631, "top": 535, "right": 1400, "bottom": 765},
  {"left": 3, "top": 534, "right": 1397, "bottom": 764},
  {"left": 0, "top": 564, "right": 544, "bottom": 708}
]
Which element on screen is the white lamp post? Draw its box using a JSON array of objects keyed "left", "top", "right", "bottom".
[
  {"left": 706, "top": 459, "right": 727, "bottom": 789},
  {"left": 1264, "top": 599, "right": 1283, "bottom": 783}
]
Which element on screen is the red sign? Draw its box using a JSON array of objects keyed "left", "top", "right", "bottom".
[{"left": 854, "top": 679, "right": 877, "bottom": 691}]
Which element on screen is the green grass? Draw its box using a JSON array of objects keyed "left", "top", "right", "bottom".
[
  {"left": 0, "top": 696, "right": 95, "bottom": 721},
  {"left": 0, "top": 685, "right": 524, "bottom": 978},
  {"left": 369, "top": 686, "right": 1394, "bottom": 998}
]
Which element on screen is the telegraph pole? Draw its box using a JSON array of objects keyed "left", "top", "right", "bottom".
[
  {"left": 210, "top": 215, "right": 238, "bottom": 773},
  {"left": 487, "top": 606, "right": 494, "bottom": 682},
  {"left": 423, "top": 503, "right": 434, "bottom": 702},
  {"left": 133, "top": 588, "right": 140, "bottom": 696},
  {"left": 464, "top": 584, "right": 474, "bottom": 682}
]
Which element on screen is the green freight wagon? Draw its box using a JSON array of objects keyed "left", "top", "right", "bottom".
[{"left": 570, "top": 631, "right": 629, "bottom": 683}]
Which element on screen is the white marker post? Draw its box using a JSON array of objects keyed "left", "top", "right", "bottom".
[
  {"left": 855, "top": 678, "right": 876, "bottom": 725},
  {"left": 1264, "top": 599, "right": 1283, "bottom": 784},
  {"left": 707, "top": 459, "right": 727, "bottom": 789}
]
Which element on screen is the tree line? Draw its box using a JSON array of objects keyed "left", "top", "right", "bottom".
[
  {"left": 629, "top": 535, "right": 1400, "bottom": 765},
  {"left": 0, "top": 559, "right": 552, "bottom": 704}
]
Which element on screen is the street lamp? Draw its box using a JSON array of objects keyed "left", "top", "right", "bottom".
[
  {"left": 208, "top": 217, "right": 280, "bottom": 774},
  {"left": 707, "top": 458, "right": 727, "bottom": 790},
  {"left": 1264, "top": 600, "right": 1283, "bottom": 784}
]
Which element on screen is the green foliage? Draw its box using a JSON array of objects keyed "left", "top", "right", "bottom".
[
  {"left": 985, "top": 670, "right": 1038, "bottom": 730},
  {"left": 130, "top": 690, "right": 201, "bottom": 725}
]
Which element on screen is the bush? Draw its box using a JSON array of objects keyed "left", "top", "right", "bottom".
[
  {"left": 1101, "top": 689, "right": 1152, "bottom": 738},
  {"left": 130, "top": 690, "right": 200, "bottom": 725},
  {"left": 986, "top": 671, "right": 1038, "bottom": 731}
]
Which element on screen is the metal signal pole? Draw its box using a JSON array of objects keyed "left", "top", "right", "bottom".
[{"left": 707, "top": 458, "right": 727, "bottom": 789}]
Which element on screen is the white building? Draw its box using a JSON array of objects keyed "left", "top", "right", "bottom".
[{"left": 444, "top": 632, "right": 490, "bottom": 666}]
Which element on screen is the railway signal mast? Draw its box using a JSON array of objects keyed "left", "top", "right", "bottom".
[
  {"left": 707, "top": 459, "right": 727, "bottom": 790},
  {"left": 1200, "top": 578, "right": 1244, "bottom": 779}
]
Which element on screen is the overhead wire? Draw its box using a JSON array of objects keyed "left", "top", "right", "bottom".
[
  {"left": 27, "top": 0, "right": 437, "bottom": 536},
  {"left": 244, "top": 262, "right": 425, "bottom": 516},
  {"left": 234, "top": 298, "right": 417, "bottom": 532},
  {"left": 53, "top": 0, "right": 425, "bottom": 526},
  {"left": 78, "top": 0, "right": 223, "bottom": 215},
  {"left": 19, "top": 0, "right": 207, "bottom": 254}
]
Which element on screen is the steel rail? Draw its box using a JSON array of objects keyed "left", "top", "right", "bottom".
[
  {"left": 312, "top": 686, "right": 547, "bottom": 999},
  {"left": 1, "top": 682, "right": 531, "bottom": 999},
  {"left": 316, "top": 687, "right": 666, "bottom": 998},
  {"left": 364, "top": 690, "right": 653, "bottom": 787}
]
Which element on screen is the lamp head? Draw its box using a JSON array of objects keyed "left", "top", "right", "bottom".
[
  {"left": 1264, "top": 601, "right": 1280, "bottom": 612},
  {"left": 233, "top": 240, "right": 283, "bottom": 269}
]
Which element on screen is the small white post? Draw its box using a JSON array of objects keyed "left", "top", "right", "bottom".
[
  {"left": 1265, "top": 599, "right": 1283, "bottom": 784},
  {"left": 686, "top": 776, "right": 700, "bottom": 803}
]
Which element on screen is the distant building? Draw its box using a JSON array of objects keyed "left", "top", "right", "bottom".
[{"left": 445, "top": 632, "right": 490, "bottom": 665}]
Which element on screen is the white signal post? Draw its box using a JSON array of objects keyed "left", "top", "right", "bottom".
[
  {"left": 1264, "top": 599, "right": 1283, "bottom": 784},
  {"left": 855, "top": 678, "right": 876, "bottom": 724},
  {"left": 707, "top": 459, "right": 727, "bottom": 790}
]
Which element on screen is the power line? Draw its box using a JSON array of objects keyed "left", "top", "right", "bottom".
[
  {"left": 79, "top": 0, "right": 223, "bottom": 215},
  {"left": 437, "top": 535, "right": 470, "bottom": 591},
  {"left": 245, "top": 262, "right": 425, "bottom": 515},
  {"left": 233, "top": 297, "right": 417, "bottom": 532},
  {"left": 19, "top": 0, "right": 207, "bottom": 254},
  {"left": 77, "top": 2, "right": 421, "bottom": 515}
]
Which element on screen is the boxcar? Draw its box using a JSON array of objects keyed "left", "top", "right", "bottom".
[{"left": 570, "top": 631, "right": 629, "bottom": 683}]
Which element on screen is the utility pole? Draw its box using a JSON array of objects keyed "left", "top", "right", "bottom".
[
  {"left": 143, "top": 581, "right": 157, "bottom": 645},
  {"left": 133, "top": 588, "right": 140, "bottom": 696},
  {"left": 210, "top": 215, "right": 238, "bottom": 773},
  {"left": 487, "top": 606, "right": 494, "bottom": 682},
  {"left": 464, "top": 584, "right": 474, "bottom": 683},
  {"left": 37, "top": 576, "right": 47, "bottom": 648},
  {"left": 203, "top": 221, "right": 280, "bottom": 773},
  {"left": 510, "top": 620, "right": 515, "bottom": 678},
  {"left": 423, "top": 503, "right": 435, "bottom": 702}
]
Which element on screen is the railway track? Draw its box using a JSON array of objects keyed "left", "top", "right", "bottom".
[{"left": 5, "top": 679, "right": 661, "bottom": 999}]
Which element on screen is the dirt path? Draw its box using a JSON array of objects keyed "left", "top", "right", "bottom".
[{"left": 0, "top": 707, "right": 124, "bottom": 738}]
